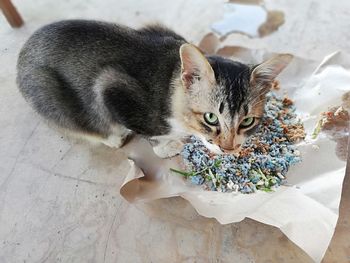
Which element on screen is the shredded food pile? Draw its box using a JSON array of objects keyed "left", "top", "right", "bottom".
[{"left": 171, "top": 93, "right": 305, "bottom": 193}]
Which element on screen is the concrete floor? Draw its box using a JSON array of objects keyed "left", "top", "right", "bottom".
[{"left": 0, "top": 0, "right": 349, "bottom": 262}]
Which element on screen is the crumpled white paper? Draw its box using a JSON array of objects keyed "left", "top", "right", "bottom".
[{"left": 119, "top": 49, "right": 350, "bottom": 263}]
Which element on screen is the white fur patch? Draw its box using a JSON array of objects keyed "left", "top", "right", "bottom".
[
  {"left": 151, "top": 118, "right": 188, "bottom": 143},
  {"left": 80, "top": 124, "right": 131, "bottom": 148},
  {"left": 196, "top": 133, "right": 223, "bottom": 154},
  {"left": 102, "top": 124, "right": 131, "bottom": 148}
]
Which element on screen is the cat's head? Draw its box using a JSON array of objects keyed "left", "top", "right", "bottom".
[{"left": 175, "top": 44, "right": 292, "bottom": 154}]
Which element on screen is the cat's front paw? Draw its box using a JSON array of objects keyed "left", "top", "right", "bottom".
[{"left": 153, "top": 140, "right": 183, "bottom": 158}]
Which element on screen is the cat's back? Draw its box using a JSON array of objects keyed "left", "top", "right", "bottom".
[
  {"left": 18, "top": 20, "right": 185, "bottom": 83},
  {"left": 18, "top": 20, "right": 137, "bottom": 69}
]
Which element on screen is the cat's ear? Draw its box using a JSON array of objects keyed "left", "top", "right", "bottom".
[
  {"left": 179, "top": 43, "right": 215, "bottom": 89},
  {"left": 250, "top": 54, "right": 293, "bottom": 85}
]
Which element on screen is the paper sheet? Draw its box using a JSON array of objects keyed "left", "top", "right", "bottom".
[{"left": 119, "top": 47, "right": 350, "bottom": 262}]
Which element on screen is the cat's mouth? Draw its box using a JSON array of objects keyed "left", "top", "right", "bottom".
[
  {"left": 219, "top": 145, "right": 242, "bottom": 155},
  {"left": 197, "top": 135, "right": 242, "bottom": 155}
]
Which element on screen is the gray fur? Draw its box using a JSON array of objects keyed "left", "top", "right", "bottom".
[{"left": 17, "top": 20, "right": 185, "bottom": 139}]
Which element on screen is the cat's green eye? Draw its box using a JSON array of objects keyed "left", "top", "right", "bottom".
[
  {"left": 204, "top": 112, "right": 219, "bottom": 125},
  {"left": 239, "top": 117, "right": 255, "bottom": 128}
]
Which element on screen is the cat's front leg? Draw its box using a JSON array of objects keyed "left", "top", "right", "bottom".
[{"left": 152, "top": 139, "right": 184, "bottom": 158}]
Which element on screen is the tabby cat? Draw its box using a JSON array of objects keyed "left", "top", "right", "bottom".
[{"left": 17, "top": 20, "right": 292, "bottom": 158}]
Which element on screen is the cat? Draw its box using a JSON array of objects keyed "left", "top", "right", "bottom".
[{"left": 17, "top": 20, "right": 292, "bottom": 158}]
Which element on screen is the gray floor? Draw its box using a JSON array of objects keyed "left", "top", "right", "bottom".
[{"left": 0, "top": 0, "right": 349, "bottom": 262}]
